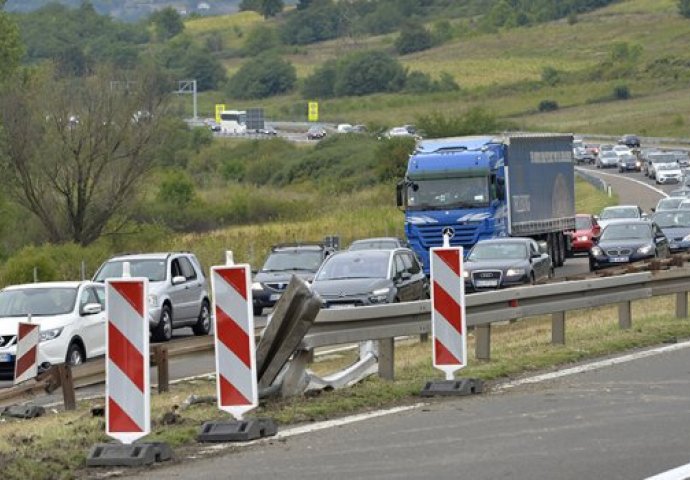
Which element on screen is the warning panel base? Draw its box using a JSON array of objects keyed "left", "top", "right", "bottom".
[
  {"left": 197, "top": 418, "right": 278, "bottom": 443},
  {"left": 420, "top": 378, "right": 484, "bottom": 397},
  {"left": 86, "top": 442, "right": 173, "bottom": 467}
]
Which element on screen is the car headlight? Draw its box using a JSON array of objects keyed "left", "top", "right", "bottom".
[
  {"left": 682, "top": 234, "right": 690, "bottom": 242},
  {"left": 506, "top": 268, "right": 526, "bottom": 277},
  {"left": 637, "top": 244, "right": 654, "bottom": 255},
  {"left": 577, "top": 235, "right": 588, "bottom": 241},
  {"left": 462, "top": 270, "right": 469, "bottom": 278},
  {"left": 148, "top": 294, "right": 158, "bottom": 308},
  {"left": 591, "top": 246, "right": 603, "bottom": 256},
  {"left": 369, "top": 287, "right": 390, "bottom": 303},
  {"left": 39, "top": 327, "right": 63, "bottom": 343},
  {"left": 251, "top": 282, "right": 262, "bottom": 291},
  {"left": 636, "top": 161, "right": 641, "bottom": 167}
]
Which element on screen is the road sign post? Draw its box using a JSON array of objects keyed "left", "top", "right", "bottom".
[
  {"left": 421, "top": 246, "right": 483, "bottom": 397},
  {"left": 198, "top": 262, "right": 277, "bottom": 442},
  {"left": 87, "top": 275, "right": 172, "bottom": 467},
  {"left": 14, "top": 319, "right": 39, "bottom": 385}
]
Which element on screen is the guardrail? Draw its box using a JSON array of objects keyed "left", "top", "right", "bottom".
[{"left": 2, "top": 267, "right": 690, "bottom": 409}]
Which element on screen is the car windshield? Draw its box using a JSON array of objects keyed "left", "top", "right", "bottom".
[
  {"left": 316, "top": 252, "right": 390, "bottom": 280},
  {"left": 600, "top": 207, "right": 640, "bottom": 220},
  {"left": 575, "top": 217, "right": 592, "bottom": 230},
  {"left": 0, "top": 287, "right": 78, "bottom": 317},
  {"left": 654, "top": 212, "right": 690, "bottom": 228},
  {"left": 94, "top": 259, "right": 166, "bottom": 282},
  {"left": 613, "top": 146, "right": 629, "bottom": 152},
  {"left": 262, "top": 250, "right": 324, "bottom": 272},
  {"left": 620, "top": 155, "right": 636, "bottom": 161},
  {"left": 650, "top": 154, "right": 675, "bottom": 163},
  {"left": 657, "top": 198, "right": 683, "bottom": 210},
  {"left": 600, "top": 223, "right": 652, "bottom": 241},
  {"left": 656, "top": 163, "right": 679, "bottom": 171},
  {"left": 350, "top": 240, "right": 400, "bottom": 250},
  {"left": 407, "top": 176, "right": 490, "bottom": 210},
  {"left": 601, "top": 152, "right": 617, "bottom": 158},
  {"left": 468, "top": 243, "right": 528, "bottom": 261}
]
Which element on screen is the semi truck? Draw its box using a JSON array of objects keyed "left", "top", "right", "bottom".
[{"left": 396, "top": 134, "right": 575, "bottom": 275}]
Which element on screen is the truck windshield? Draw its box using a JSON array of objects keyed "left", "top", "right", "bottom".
[{"left": 407, "top": 177, "right": 489, "bottom": 210}]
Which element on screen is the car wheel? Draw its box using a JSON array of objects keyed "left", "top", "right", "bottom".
[
  {"left": 253, "top": 306, "right": 263, "bottom": 316},
  {"left": 192, "top": 299, "right": 212, "bottom": 336},
  {"left": 66, "top": 341, "right": 85, "bottom": 367},
  {"left": 152, "top": 304, "right": 173, "bottom": 342}
]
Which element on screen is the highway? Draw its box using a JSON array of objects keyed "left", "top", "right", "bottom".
[{"left": 131, "top": 342, "right": 690, "bottom": 480}]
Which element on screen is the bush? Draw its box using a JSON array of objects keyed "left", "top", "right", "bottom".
[
  {"left": 158, "top": 170, "right": 196, "bottom": 206},
  {"left": 2, "top": 246, "right": 59, "bottom": 285},
  {"left": 394, "top": 22, "right": 434, "bottom": 55},
  {"left": 613, "top": 84, "right": 630, "bottom": 100},
  {"left": 416, "top": 108, "right": 499, "bottom": 138},
  {"left": 333, "top": 51, "right": 407, "bottom": 97},
  {"left": 541, "top": 66, "right": 560, "bottom": 86},
  {"left": 242, "top": 25, "right": 280, "bottom": 57},
  {"left": 681, "top": 0, "right": 690, "bottom": 18},
  {"left": 227, "top": 53, "right": 296, "bottom": 99},
  {"left": 301, "top": 60, "right": 338, "bottom": 98},
  {"left": 376, "top": 137, "right": 416, "bottom": 181},
  {"left": 538, "top": 99, "right": 559, "bottom": 111}
]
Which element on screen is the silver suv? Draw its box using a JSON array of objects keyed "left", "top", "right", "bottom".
[{"left": 93, "top": 252, "right": 211, "bottom": 342}]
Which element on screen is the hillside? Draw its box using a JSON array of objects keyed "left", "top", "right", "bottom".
[{"left": 188, "top": 0, "right": 690, "bottom": 137}]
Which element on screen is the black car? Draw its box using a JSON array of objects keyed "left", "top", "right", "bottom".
[
  {"left": 312, "top": 248, "right": 427, "bottom": 308},
  {"left": 618, "top": 134, "right": 641, "bottom": 148},
  {"left": 251, "top": 243, "right": 334, "bottom": 315},
  {"left": 464, "top": 238, "right": 553, "bottom": 291},
  {"left": 589, "top": 220, "right": 670, "bottom": 271},
  {"left": 617, "top": 154, "right": 640, "bottom": 172}
]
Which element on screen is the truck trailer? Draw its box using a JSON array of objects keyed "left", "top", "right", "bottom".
[{"left": 396, "top": 134, "right": 576, "bottom": 275}]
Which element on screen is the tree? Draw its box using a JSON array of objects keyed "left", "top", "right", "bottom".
[
  {"left": 301, "top": 60, "right": 338, "bottom": 98},
  {"left": 681, "top": 0, "right": 690, "bottom": 18},
  {"left": 0, "top": 2, "right": 23, "bottom": 81},
  {"left": 394, "top": 22, "right": 434, "bottom": 55},
  {"left": 260, "top": 0, "right": 284, "bottom": 18},
  {"left": 0, "top": 65, "right": 173, "bottom": 246},
  {"left": 334, "top": 51, "right": 406, "bottom": 97},
  {"left": 150, "top": 7, "right": 184, "bottom": 41},
  {"left": 227, "top": 53, "right": 296, "bottom": 99},
  {"left": 242, "top": 25, "right": 280, "bottom": 57}
]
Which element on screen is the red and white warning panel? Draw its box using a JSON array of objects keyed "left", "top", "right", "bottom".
[
  {"left": 211, "top": 265, "right": 258, "bottom": 420},
  {"left": 14, "top": 322, "right": 40, "bottom": 385},
  {"left": 430, "top": 247, "right": 466, "bottom": 380},
  {"left": 105, "top": 278, "right": 150, "bottom": 444}
]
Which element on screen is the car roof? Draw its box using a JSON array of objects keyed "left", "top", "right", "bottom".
[
  {"left": 351, "top": 237, "right": 402, "bottom": 244},
  {"left": 602, "top": 205, "right": 639, "bottom": 210},
  {"left": 474, "top": 237, "right": 532, "bottom": 245},
  {"left": 3, "top": 281, "right": 90, "bottom": 291},
  {"left": 107, "top": 252, "right": 184, "bottom": 261}
]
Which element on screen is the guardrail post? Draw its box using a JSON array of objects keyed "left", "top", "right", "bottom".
[
  {"left": 420, "top": 333, "right": 429, "bottom": 343},
  {"left": 58, "top": 364, "right": 76, "bottom": 411},
  {"left": 675, "top": 292, "right": 688, "bottom": 319},
  {"left": 475, "top": 325, "right": 491, "bottom": 361},
  {"left": 551, "top": 312, "right": 566, "bottom": 345},
  {"left": 153, "top": 345, "right": 170, "bottom": 394},
  {"left": 377, "top": 338, "right": 395, "bottom": 380},
  {"left": 618, "top": 301, "right": 632, "bottom": 330}
]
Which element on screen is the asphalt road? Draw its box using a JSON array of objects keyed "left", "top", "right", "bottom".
[
  {"left": 132, "top": 343, "right": 690, "bottom": 480},
  {"left": 578, "top": 164, "right": 669, "bottom": 211}
]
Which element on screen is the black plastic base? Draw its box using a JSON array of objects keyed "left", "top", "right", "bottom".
[
  {"left": 420, "top": 378, "right": 484, "bottom": 397},
  {"left": 2, "top": 404, "right": 46, "bottom": 419},
  {"left": 197, "top": 418, "right": 278, "bottom": 443},
  {"left": 86, "top": 442, "right": 173, "bottom": 467}
]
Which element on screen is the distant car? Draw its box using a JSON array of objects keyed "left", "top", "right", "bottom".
[
  {"left": 336, "top": 123, "right": 353, "bottom": 133},
  {"left": 670, "top": 151, "right": 690, "bottom": 168},
  {"left": 618, "top": 134, "right": 641, "bottom": 148},
  {"left": 585, "top": 144, "right": 600, "bottom": 158},
  {"left": 307, "top": 126, "right": 326, "bottom": 140},
  {"left": 251, "top": 243, "right": 334, "bottom": 315},
  {"left": 207, "top": 120, "right": 221, "bottom": 132},
  {"left": 351, "top": 124, "right": 368, "bottom": 133},
  {"left": 679, "top": 199, "right": 690, "bottom": 210},
  {"left": 670, "top": 188, "right": 690, "bottom": 198},
  {"left": 573, "top": 140, "right": 596, "bottom": 164},
  {"left": 259, "top": 126, "right": 278, "bottom": 136},
  {"left": 599, "top": 144, "right": 614, "bottom": 153},
  {"left": 655, "top": 162, "right": 683, "bottom": 185},
  {"left": 386, "top": 126, "right": 418, "bottom": 139},
  {"left": 568, "top": 214, "right": 601, "bottom": 255},
  {"left": 597, "top": 205, "right": 645, "bottom": 230},
  {"left": 589, "top": 220, "right": 669, "bottom": 270},
  {"left": 652, "top": 210, "right": 690, "bottom": 252},
  {"left": 617, "top": 154, "right": 640, "bottom": 172},
  {"left": 349, "top": 237, "right": 408, "bottom": 251},
  {"left": 612, "top": 145, "right": 633, "bottom": 158},
  {"left": 463, "top": 238, "right": 552, "bottom": 291},
  {"left": 644, "top": 152, "right": 677, "bottom": 178},
  {"left": 312, "top": 248, "right": 427, "bottom": 308},
  {"left": 654, "top": 197, "right": 684, "bottom": 212},
  {"left": 93, "top": 252, "right": 211, "bottom": 342},
  {"left": 0, "top": 281, "right": 106, "bottom": 378},
  {"left": 596, "top": 150, "right": 619, "bottom": 169}
]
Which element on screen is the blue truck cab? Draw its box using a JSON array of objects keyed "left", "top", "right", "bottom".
[{"left": 396, "top": 135, "right": 575, "bottom": 275}]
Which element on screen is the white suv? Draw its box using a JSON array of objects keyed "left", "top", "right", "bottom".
[{"left": 93, "top": 252, "right": 211, "bottom": 342}]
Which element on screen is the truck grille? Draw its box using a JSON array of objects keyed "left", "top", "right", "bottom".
[
  {"left": 606, "top": 248, "right": 632, "bottom": 256},
  {"left": 416, "top": 223, "right": 479, "bottom": 248}
]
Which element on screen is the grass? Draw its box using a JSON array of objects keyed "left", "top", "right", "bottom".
[
  {"left": 2, "top": 292, "right": 688, "bottom": 479},
  {"left": 575, "top": 177, "right": 618, "bottom": 214}
]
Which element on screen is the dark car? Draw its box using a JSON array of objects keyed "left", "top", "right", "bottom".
[
  {"left": 463, "top": 238, "right": 552, "bottom": 291},
  {"left": 251, "top": 243, "right": 334, "bottom": 315},
  {"left": 619, "top": 134, "right": 641, "bottom": 148},
  {"left": 259, "top": 126, "right": 278, "bottom": 136},
  {"left": 307, "top": 126, "right": 326, "bottom": 140},
  {"left": 617, "top": 154, "right": 640, "bottom": 172},
  {"left": 312, "top": 248, "right": 427, "bottom": 308},
  {"left": 349, "top": 237, "right": 408, "bottom": 251},
  {"left": 568, "top": 214, "right": 602, "bottom": 255},
  {"left": 652, "top": 210, "right": 690, "bottom": 253},
  {"left": 589, "top": 220, "right": 670, "bottom": 271}
]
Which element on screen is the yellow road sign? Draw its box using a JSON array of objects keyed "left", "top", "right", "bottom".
[
  {"left": 215, "top": 104, "right": 225, "bottom": 123},
  {"left": 308, "top": 102, "right": 319, "bottom": 122}
]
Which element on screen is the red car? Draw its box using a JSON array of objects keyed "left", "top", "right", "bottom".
[{"left": 568, "top": 214, "right": 601, "bottom": 254}]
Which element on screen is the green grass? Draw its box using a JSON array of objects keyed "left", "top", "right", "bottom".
[{"left": 575, "top": 177, "right": 618, "bottom": 214}]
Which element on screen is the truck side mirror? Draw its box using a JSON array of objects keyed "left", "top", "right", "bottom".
[
  {"left": 496, "top": 178, "right": 506, "bottom": 201},
  {"left": 396, "top": 181, "right": 405, "bottom": 208}
]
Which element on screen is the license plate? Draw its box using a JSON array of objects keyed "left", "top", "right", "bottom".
[
  {"left": 0, "top": 353, "right": 14, "bottom": 363},
  {"left": 610, "top": 256, "right": 629, "bottom": 263},
  {"left": 331, "top": 303, "right": 356, "bottom": 309},
  {"left": 269, "top": 294, "right": 281, "bottom": 301},
  {"left": 475, "top": 280, "right": 499, "bottom": 287}
]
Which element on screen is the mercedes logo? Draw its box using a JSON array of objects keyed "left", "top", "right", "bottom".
[
  {"left": 441, "top": 227, "right": 455, "bottom": 239},
  {"left": 338, "top": 291, "right": 346, "bottom": 298}
]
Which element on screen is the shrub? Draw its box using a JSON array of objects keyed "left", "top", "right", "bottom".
[
  {"left": 613, "top": 84, "right": 630, "bottom": 100},
  {"left": 541, "top": 66, "right": 560, "bottom": 86},
  {"left": 158, "top": 170, "right": 196, "bottom": 206},
  {"left": 538, "top": 99, "right": 559, "bottom": 111},
  {"left": 227, "top": 53, "right": 296, "bottom": 99},
  {"left": 333, "top": 51, "right": 406, "bottom": 97},
  {"left": 376, "top": 137, "right": 416, "bottom": 181},
  {"left": 394, "top": 22, "right": 434, "bottom": 55},
  {"left": 416, "top": 108, "right": 499, "bottom": 138},
  {"left": 681, "top": 0, "right": 690, "bottom": 18},
  {"left": 2, "top": 246, "right": 59, "bottom": 285}
]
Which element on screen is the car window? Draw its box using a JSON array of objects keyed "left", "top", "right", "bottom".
[
  {"left": 406, "top": 253, "right": 421, "bottom": 274},
  {"left": 79, "top": 287, "right": 99, "bottom": 309},
  {"left": 395, "top": 255, "right": 405, "bottom": 276},
  {"left": 529, "top": 241, "right": 539, "bottom": 255},
  {"left": 93, "top": 286, "right": 106, "bottom": 308},
  {"left": 171, "top": 259, "right": 183, "bottom": 279},
  {"left": 179, "top": 256, "right": 197, "bottom": 281},
  {"left": 401, "top": 253, "right": 413, "bottom": 272}
]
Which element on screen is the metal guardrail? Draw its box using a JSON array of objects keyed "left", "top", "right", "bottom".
[{"left": 2, "top": 267, "right": 690, "bottom": 408}]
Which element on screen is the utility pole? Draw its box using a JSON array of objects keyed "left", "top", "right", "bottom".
[{"left": 177, "top": 80, "right": 198, "bottom": 120}]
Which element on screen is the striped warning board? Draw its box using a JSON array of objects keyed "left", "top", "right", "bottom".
[
  {"left": 430, "top": 247, "right": 466, "bottom": 380},
  {"left": 211, "top": 264, "right": 258, "bottom": 420},
  {"left": 105, "top": 278, "right": 150, "bottom": 444},
  {"left": 13, "top": 322, "right": 39, "bottom": 385}
]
